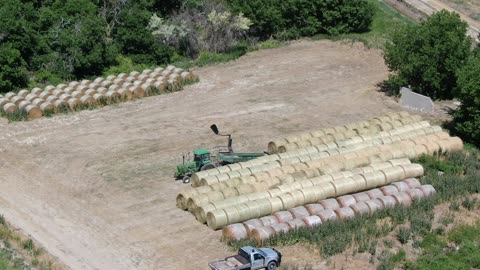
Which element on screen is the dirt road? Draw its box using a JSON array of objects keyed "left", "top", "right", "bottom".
[
  {"left": 403, "top": 0, "right": 480, "bottom": 42},
  {"left": 0, "top": 40, "right": 401, "bottom": 269}
]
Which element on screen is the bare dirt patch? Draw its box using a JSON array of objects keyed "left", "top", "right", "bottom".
[{"left": 0, "top": 40, "right": 406, "bottom": 270}]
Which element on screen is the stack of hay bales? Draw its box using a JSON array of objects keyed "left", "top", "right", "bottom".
[
  {"left": 0, "top": 65, "right": 198, "bottom": 120},
  {"left": 176, "top": 112, "right": 463, "bottom": 236}
]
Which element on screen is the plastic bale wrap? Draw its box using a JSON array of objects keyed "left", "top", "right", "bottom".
[
  {"left": 380, "top": 185, "right": 399, "bottom": 196},
  {"left": 287, "top": 219, "right": 306, "bottom": 229},
  {"left": 270, "top": 223, "right": 290, "bottom": 235},
  {"left": 303, "top": 215, "right": 322, "bottom": 227},
  {"left": 365, "top": 199, "right": 383, "bottom": 213},
  {"left": 417, "top": 185, "right": 436, "bottom": 197},
  {"left": 392, "top": 181, "right": 410, "bottom": 192},
  {"left": 377, "top": 196, "right": 398, "bottom": 209},
  {"left": 352, "top": 192, "right": 371, "bottom": 202},
  {"left": 351, "top": 202, "right": 371, "bottom": 216},
  {"left": 251, "top": 226, "right": 276, "bottom": 242},
  {"left": 337, "top": 195, "right": 357, "bottom": 207},
  {"left": 305, "top": 204, "right": 325, "bottom": 215},
  {"left": 319, "top": 198, "right": 340, "bottom": 210},
  {"left": 274, "top": 211, "right": 294, "bottom": 223},
  {"left": 335, "top": 207, "right": 355, "bottom": 220},
  {"left": 392, "top": 192, "right": 413, "bottom": 207},
  {"left": 403, "top": 178, "right": 421, "bottom": 189},
  {"left": 406, "top": 189, "right": 425, "bottom": 200},
  {"left": 223, "top": 224, "right": 248, "bottom": 241},
  {"left": 243, "top": 219, "right": 263, "bottom": 237},
  {"left": 259, "top": 215, "right": 278, "bottom": 227},
  {"left": 289, "top": 206, "right": 310, "bottom": 219},
  {"left": 365, "top": 188, "right": 384, "bottom": 199}
]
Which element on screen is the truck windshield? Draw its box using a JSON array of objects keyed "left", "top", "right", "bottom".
[{"left": 239, "top": 249, "right": 250, "bottom": 261}]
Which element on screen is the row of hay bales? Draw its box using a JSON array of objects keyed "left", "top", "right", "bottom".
[
  {"left": 222, "top": 180, "right": 435, "bottom": 241},
  {"left": 189, "top": 158, "right": 412, "bottom": 223},
  {"left": 190, "top": 112, "right": 423, "bottom": 186},
  {"left": 176, "top": 112, "right": 464, "bottom": 233},
  {"left": 0, "top": 65, "right": 197, "bottom": 120},
  {"left": 205, "top": 163, "right": 426, "bottom": 230},
  {"left": 177, "top": 121, "right": 454, "bottom": 210}
]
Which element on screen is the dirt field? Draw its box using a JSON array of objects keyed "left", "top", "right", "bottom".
[{"left": 0, "top": 40, "right": 408, "bottom": 270}]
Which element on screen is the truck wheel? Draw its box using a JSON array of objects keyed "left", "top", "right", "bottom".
[
  {"left": 200, "top": 163, "right": 216, "bottom": 171},
  {"left": 182, "top": 176, "right": 191, "bottom": 184},
  {"left": 267, "top": 261, "right": 277, "bottom": 270}
]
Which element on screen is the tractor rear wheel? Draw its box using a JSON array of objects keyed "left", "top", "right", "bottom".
[{"left": 200, "top": 163, "right": 216, "bottom": 171}]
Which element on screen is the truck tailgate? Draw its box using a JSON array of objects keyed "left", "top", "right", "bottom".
[{"left": 209, "top": 255, "right": 248, "bottom": 270}]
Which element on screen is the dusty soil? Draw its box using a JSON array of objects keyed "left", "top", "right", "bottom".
[{"left": 0, "top": 40, "right": 412, "bottom": 270}]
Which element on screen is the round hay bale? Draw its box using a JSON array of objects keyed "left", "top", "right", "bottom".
[
  {"left": 59, "top": 94, "right": 72, "bottom": 102},
  {"left": 300, "top": 189, "right": 317, "bottom": 204},
  {"left": 319, "top": 198, "right": 340, "bottom": 210},
  {"left": 392, "top": 181, "right": 410, "bottom": 192},
  {"left": 289, "top": 190, "right": 306, "bottom": 205},
  {"left": 40, "top": 102, "right": 54, "bottom": 112},
  {"left": 303, "top": 215, "right": 322, "bottom": 227},
  {"left": 46, "top": 96, "right": 58, "bottom": 104},
  {"left": 377, "top": 196, "right": 398, "bottom": 209},
  {"left": 106, "top": 90, "right": 120, "bottom": 101},
  {"left": 365, "top": 188, "right": 384, "bottom": 199},
  {"left": 93, "top": 93, "right": 105, "bottom": 102},
  {"left": 270, "top": 223, "right": 290, "bottom": 235},
  {"left": 53, "top": 100, "right": 67, "bottom": 109},
  {"left": 25, "top": 104, "right": 43, "bottom": 120},
  {"left": 351, "top": 202, "right": 371, "bottom": 216},
  {"left": 71, "top": 91, "right": 83, "bottom": 99},
  {"left": 85, "top": 89, "right": 96, "bottom": 97},
  {"left": 18, "top": 100, "right": 31, "bottom": 111},
  {"left": 417, "top": 185, "right": 436, "bottom": 197},
  {"left": 273, "top": 211, "right": 294, "bottom": 223},
  {"left": 207, "top": 209, "right": 229, "bottom": 230},
  {"left": 225, "top": 207, "right": 243, "bottom": 224},
  {"left": 2, "top": 103, "right": 17, "bottom": 113},
  {"left": 80, "top": 95, "right": 95, "bottom": 105},
  {"left": 259, "top": 215, "right": 278, "bottom": 227},
  {"left": 380, "top": 185, "right": 399, "bottom": 196},
  {"left": 335, "top": 207, "right": 355, "bottom": 220},
  {"left": 4, "top": 92, "right": 16, "bottom": 100},
  {"left": 25, "top": 93, "right": 37, "bottom": 102},
  {"left": 365, "top": 199, "right": 383, "bottom": 213},
  {"left": 332, "top": 178, "right": 357, "bottom": 196},
  {"left": 0, "top": 98, "right": 9, "bottom": 107},
  {"left": 337, "top": 195, "right": 356, "bottom": 207},
  {"left": 96, "top": 87, "right": 109, "bottom": 95},
  {"left": 10, "top": 96, "right": 25, "bottom": 106},
  {"left": 402, "top": 178, "right": 421, "bottom": 189},
  {"left": 405, "top": 189, "right": 425, "bottom": 200},
  {"left": 67, "top": 98, "right": 81, "bottom": 110},
  {"left": 448, "top": 137, "right": 464, "bottom": 151},
  {"left": 31, "top": 88, "right": 42, "bottom": 96},
  {"left": 381, "top": 166, "right": 406, "bottom": 183},
  {"left": 401, "top": 164, "right": 424, "bottom": 179},
  {"left": 223, "top": 224, "right": 248, "bottom": 241},
  {"left": 352, "top": 192, "right": 371, "bottom": 202},
  {"left": 423, "top": 142, "right": 440, "bottom": 155},
  {"left": 251, "top": 226, "right": 275, "bottom": 242},
  {"left": 117, "top": 88, "right": 133, "bottom": 100},
  {"left": 287, "top": 219, "right": 306, "bottom": 229},
  {"left": 221, "top": 187, "right": 239, "bottom": 198},
  {"left": 392, "top": 192, "right": 413, "bottom": 207},
  {"left": 16, "top": 89, "right": 28, "bottom": 98},
  {"left": 289, "top": 206, "right": 310, "bottom": 219},
  {"left": 268, "top": 197, "right": 284, "bottom": 213},
  {"left": 305, "top": 204, "right": 325, "bottom": 215},
  {"left": 316, "top": 209, "right": 337, "bottom": 222},
  {"left": 243, "top": 219, "right": 263, "bottom": 236},
  {"left": 278, "top": 193, "right": 297, "bottom": 210},
  {"left": 31, "top": 98, "right": 44, "bottom": 107}
]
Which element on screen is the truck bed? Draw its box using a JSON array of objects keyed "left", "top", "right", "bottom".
[{"left": 209, "top": 255, "right": 250, "bottom": 270}]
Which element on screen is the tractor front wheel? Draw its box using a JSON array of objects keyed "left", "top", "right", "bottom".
[{"left": 182, "top": 176, "right": 191, "bottom": 184}]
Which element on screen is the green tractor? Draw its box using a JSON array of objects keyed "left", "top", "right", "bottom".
[{"left": 175, "top": 124, "right": 266, "bottom": 183}]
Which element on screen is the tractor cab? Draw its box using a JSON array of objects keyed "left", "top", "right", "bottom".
[{"left": 193, "top": 148, "right": 212, "bottom": 168}]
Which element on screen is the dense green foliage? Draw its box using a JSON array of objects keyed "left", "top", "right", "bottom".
[
  {"left": 384, "top": 10, "right": 472, "bottom": 100},
  {"left": 0, "top": 0, "right": 378, "bottom": 93},
  {"left": 226, "top": 0, "right": 375, "bottom": 39},
  {"left": 452, "top": 54, "right": 480, "bottom": 146}
]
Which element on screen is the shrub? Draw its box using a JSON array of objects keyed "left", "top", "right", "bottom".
[
  {"left": 149, "top": 1, "right": 252, "bottom": 57},
  {"left": 384, "top": 10, "right": 472, "bottom": 99},
  {"left": 316, "top": 0, "right": 375, "bottom": 35},
  {"left": 397, "top": 226, "right": 411, "bottom": 244},
  {"left": 0, "top": 45, "right": 29, "bottom": 93},
  {"left": 452, "top": 54, "right": 480, "bottom": 146}
]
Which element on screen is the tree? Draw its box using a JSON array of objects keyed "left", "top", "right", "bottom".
[
  {"left": 384, "top": 10, "right": 472, "bottom": 100},
  {"left": 316, "top": 0, "right": 375, "bottom": 35},
  {"left": 0, "top": 45, "right": 29, "bottom": 93},
  {"left": 452, "top": 54, "right": 480, "bottom": 146}
]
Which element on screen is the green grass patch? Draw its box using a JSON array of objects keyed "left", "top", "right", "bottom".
[{"left": 312, "top": 0, "right": 414, "bottom": 49}]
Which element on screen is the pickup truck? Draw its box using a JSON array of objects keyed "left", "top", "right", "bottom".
[{"left": 209, "top": 246, "right": 282, "bottom": 270}]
